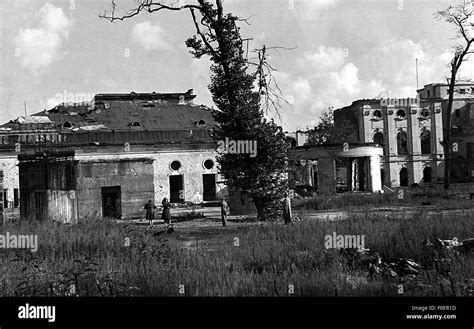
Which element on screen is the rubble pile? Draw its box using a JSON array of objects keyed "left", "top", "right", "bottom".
[{"left": 338, "top": 236, "right": 472, "bottom": 279}]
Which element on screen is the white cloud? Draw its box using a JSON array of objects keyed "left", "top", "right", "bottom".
[
  {"left": 131, "top": 21, "right": 173, "bottom": 51},
  {"left": 277, "top": 46, "right": 366, "bottom": 125},
  {"left": 189, "top": 57, "right": 213, "bottom": 106},
  {"left": 15, "top": 3, "right": 73, "bottom": 74},
  {"left": 293, "top": 0, "right": 338, "bottom": 21},
  {"left": 275, "top": 37, "right": 474, "bottom": 131}
]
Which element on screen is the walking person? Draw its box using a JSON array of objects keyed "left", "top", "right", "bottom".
[
  {"left": 221, "top": 198, "right": 230, "bottom": 227},
  {"left": 161, "top": 197, "right": 172, "bottom": 228},
  {"left": 144, "top": 199, "right": 157, "bottom": 227},
  {"left": 282, "top": 192, "right": 292, "bottom": 225}
]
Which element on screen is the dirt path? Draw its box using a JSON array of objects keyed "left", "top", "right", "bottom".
[{"left": 122, "top": 206, "right": 473, "bottom": 251}]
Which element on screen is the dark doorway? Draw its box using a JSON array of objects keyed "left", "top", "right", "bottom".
[
  {"left": 34, "top": 191, "right": 47, "bottom": 221},
  {"left": 400, "top": 168, "right": 408, "bottom": 187},
  {"left": 423, "top": 167, "right": 432, "bottom": 183},
  {"left": 381, "top": 169, "right": 385, "bottom": 187},
  {"left": 169, "top": 175, "right": 184, "bottom": 203},
  {"left": 358, "top": 158, "right": 367, "bottom": 191},
  {"left": 101, "top": 186, "right": 121, "bottom": 219},
  {"left": 202, "top": 174, "right": 216, "bottom": 201}
]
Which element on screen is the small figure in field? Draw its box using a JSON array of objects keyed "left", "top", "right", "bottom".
[
  {"left": 161, "top": 197, "right": 172, "bottom": 228},
  {"left": 144, "top": 199, "right": 157, "bottom": 227},
  {"left": 282, "top": 192, "right": 292, "bottom": 225},
  {"left": 221, "top": 198, "right": 230, "bottom": 227}
]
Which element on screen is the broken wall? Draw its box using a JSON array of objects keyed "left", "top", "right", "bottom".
[{"left": 76, "top": 158, "right": 154, "bottom": 219}]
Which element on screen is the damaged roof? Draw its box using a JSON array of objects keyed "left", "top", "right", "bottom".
[{"left": 2, "top": 90, "right": 215, "bottom": 133}]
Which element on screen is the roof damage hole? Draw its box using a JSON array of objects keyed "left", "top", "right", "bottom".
[{"left": 195, "top": 119, "right": 207, "bottom": 127}]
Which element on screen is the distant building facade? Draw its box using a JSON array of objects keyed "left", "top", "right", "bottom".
[
  {"left": 418, "top": 82, "right": 474, "bottom": 183},
  {"left": 334, "top": 82, "right": 474, "bottom": 188}
]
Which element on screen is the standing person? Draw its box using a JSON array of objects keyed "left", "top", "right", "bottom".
[
  {"left": 144, "top": 199, "right": 157, "bottom": 227},
  {"left": 282, "top": 192, "right": 292, "bottom": 225},
  {"left": 221, "top": 198, "right": 230, "bottom": 227},
  {"left": 161, "top": 197, "right": 171, "bottom": 228}
]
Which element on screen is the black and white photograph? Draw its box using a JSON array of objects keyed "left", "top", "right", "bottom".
[{"left": 0, "top": 0, "right": 473, "bottom": 327}]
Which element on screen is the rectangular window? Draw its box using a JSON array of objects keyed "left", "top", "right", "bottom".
[
  {"left": 3, "top": 190, "right": 7, "bottom": 209},
  {"left": 13, "top": 188, "right": 19, "bottom": 208}
]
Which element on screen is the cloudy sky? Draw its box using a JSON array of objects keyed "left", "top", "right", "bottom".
[{"left": 1, "top": 0, "right": 473, "bottom": 131}]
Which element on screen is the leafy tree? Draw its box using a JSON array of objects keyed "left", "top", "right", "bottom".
[
  {"left": 101, "top": 0, "right": 289, "bottom": 220},
  {"left": 307, "top": 109, "right": 353, "bottom": 145}
]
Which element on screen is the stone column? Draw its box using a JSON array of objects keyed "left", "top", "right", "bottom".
[
  {"left": 409, "top": 105, "right": 422, "bottom": 184},
  {"left": 369, "top": 155, "right": 382, "bottom": 192}
]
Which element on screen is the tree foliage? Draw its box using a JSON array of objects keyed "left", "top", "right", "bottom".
[
  {"left": 101, "top": 0, "right": 289, "bottom": 220},
  {"left": 307, "top": 109, "right": 353, "bottom": 145}
]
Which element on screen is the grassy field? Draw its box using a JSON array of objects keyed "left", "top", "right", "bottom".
[
  {"left": 0, "top": 210, "right": 472, "bottom": 297},
  {"left": 293, "top": 190, "right": 474, "bottom": 211}
]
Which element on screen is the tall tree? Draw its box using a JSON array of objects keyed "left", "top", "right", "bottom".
[
  {"left": 101, "top": 0, "right": 289, "bottom": 220},
  {"left": 307, "top": 109, "right": 353, "bottom": 145},
  {"left": 437, "top": 1, "right": 474, "bottom": 190}
]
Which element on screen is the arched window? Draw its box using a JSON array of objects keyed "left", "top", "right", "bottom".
[
  {"left": 373, "top": 110, "right": 382, "bottom": 119},
  {"left": 420, "top": 130, "right": 431, "bottom": 155},
  {"left": 63, "top": 121, "right": 72, "bottom": 129},
  {"left": 423, "top": 167, "right": 432, "bottom": 183},
  {"left": 397, "top": 131, "right": 408, "bottom": 155},
  {"left": 373, "top": 132, "right": 384, "bottom": 146},
  {"left": 400, "top": 168, "right": 408, "bottom": 187}
]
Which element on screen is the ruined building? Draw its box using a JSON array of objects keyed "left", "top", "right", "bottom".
[
  {"left": 0, "top": 90, "right": 224, "bottom": 222},
  {"left": 334, "top": 82, "right": 474, "bottom": 188},
  {"left": 289, "top": 143, "right": 384, "bottom": 194}
]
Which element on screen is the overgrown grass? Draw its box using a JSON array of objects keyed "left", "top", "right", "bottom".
[
  {"left": 293, "top": 191, "right": 474, "bottom": 211},
  {"left": 0, "top": 212, "right": 472, "bottom": 296}
]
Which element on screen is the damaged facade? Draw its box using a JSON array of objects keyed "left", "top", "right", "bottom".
[
  {"left": 289, "top": 143, "right": 383, "bottom": 195},
  {"left": 334, "top": 82, "right": 474, "bottom": 188},
  {"left": 0, "top": 90, "right": 225, "bottom": 222}
]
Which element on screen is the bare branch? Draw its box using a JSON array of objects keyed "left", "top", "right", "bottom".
[
  {"left": 189, "top": 7, "right": 219, "bottom": 59},
  {"left": 100, "top": 0, "right": 202, "bottom": 22}
]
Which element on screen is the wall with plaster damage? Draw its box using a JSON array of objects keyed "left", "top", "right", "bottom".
[{"left": 75, "top": 158, "right": 154, "bottom": 219}]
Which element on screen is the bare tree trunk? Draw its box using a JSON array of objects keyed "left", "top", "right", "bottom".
[{"left": 443, "top": 69, "right": 456, "bottom": 190}]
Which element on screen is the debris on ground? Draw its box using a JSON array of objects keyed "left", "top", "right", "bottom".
[
  {"left": 423, "top": 237, "right": 474, "bottom": 254},
  {"left": 337, "top": 236, "right": 472, "bottom": 281}
]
